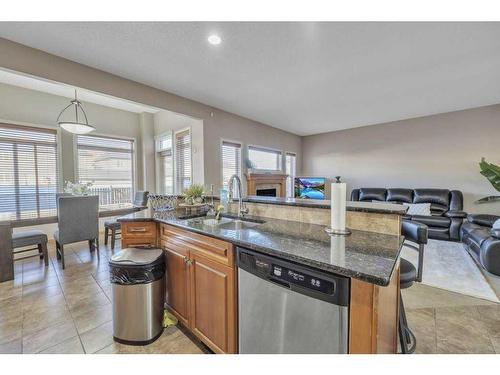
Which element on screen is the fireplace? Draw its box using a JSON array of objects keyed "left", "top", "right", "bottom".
[
  {"left": 256, "top": 187, "right": 278, "bottom": 197},
  {"left": 246, "top": 172, "right": 287, "bottom": 198}
]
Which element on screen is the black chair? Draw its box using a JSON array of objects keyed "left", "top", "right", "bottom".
[
  {"left": 104, "top": 191, "right": 149, "bottom": 250},
  {"left": 399, "top": 220, "right": 428, "bottom": 354}
]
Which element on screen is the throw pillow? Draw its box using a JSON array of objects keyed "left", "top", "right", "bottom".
[
  {"left": 402, "top": 203, "right": 432, "bottom": 216},
  {"left": 493, "top": 219, "right": 500, "bottom": 229}
]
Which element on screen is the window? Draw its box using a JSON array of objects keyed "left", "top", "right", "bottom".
[
  {"left": 175, "top": 129, "right": 192, "bottom": 193},
  {"left": 248, "top": 146, "right": 282, "bottom": 171},
  {"left": 221, "top": 140, "right": 242, "bottom": 191},
  {"left": 285, "top": 152, "right": 297, "bottom": 198},
  {"left": 0, "top": 123, "right": 59, "bottom": 220},
  {"left": 156, "top": 133, "right": 174, "bottom": 194},
  {"left": 77, "top": 135, "right": 134, "bottom": 208}
]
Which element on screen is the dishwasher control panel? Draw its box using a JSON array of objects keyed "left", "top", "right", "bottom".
[{"left": 273, "top": 265, "right": 335, "bottom": 295}]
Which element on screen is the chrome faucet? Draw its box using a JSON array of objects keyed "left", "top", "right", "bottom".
[{"left": 228, "top": 174, "right": 249, "bottom": 218}]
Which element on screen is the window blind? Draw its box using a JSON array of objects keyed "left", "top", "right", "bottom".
[
  {"left": 77, "top": 135, "right": 134, "bottom": 207},
  {"left": 221, "top": 141, "right": 242, "bottom": 190},
  {"left": 0, "top": 123, "right": 59, "bottom": 220},
  {"left": 175, "top": 130, "right": 192, "bottom": 193},
  {"left": 248, "top": 145, "right": 282, "bottom": 171},
  {"left": 160, "top": 149, "right": 174, "bottom": 194},
  {"left": 285, "top": 152, "right": 297, "bottom": 198}
]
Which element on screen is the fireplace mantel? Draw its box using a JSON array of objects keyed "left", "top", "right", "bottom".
[{"left": 246, "top": 172, "right": 288, "bottom": 197}]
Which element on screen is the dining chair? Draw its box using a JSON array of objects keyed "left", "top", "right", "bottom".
[{"left": 54, "top": 195, "right": 99, "bottom": 269}]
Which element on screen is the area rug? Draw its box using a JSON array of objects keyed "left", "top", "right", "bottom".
[{"left": 401, "top": 239, "right": 499, "bottom": 303}]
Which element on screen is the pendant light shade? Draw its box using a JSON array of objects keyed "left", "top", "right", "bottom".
[{"left": 57, "top": 90, "right": 95, "bottom": 134}]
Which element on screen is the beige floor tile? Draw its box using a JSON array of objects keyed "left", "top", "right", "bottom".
[
  {"left": 22, "top": 320, "right": 78, "bottom": 354},
  {"left": 22, "top": 304, "right": 73, "bottom": 336},
  {"left": 22, "top": 273, "right": 59, "bottom": 288},
  {"left": 405, "top": 308, "right": 437, "bottom": 354},
  {"left": 0, "top": 280, "right": 23, "bottom": 302},
  {"left": 490, "top": 337, "right": 500, "bottom": 353},
  {"left": 72, "top": 303, "right": 112, "bottom": 334},
  {"left": 67, "top": 290, "right": 110, "bottom": 312},
  {"left": 144, "top": 327, "right": 206, "bottom": 354},
  {"left": 0, "top": 317, "right": 22, "bottom": 345},
  {"left": 80, "top": 321, "right": 114, "bottom": 354},
  {"left": 476, "top": 304, "right": 500, "bottom": 338},
  {"left": 0, "top": 339, "right": 22, "bottom": 354},
  {"left": 402, "top": 283, "right": 496, "bottom": 310},
  {"left": 95, "top": 342, "right": 147, "bottom": 354},
  {"left": 22, "top": 283, "right": 62, "bottom": 301},
  {"left": 22, "top": 291, "right": 67, "bottom": 313},
  {"left": 435, "top": 306, "right": 495, "bottom": 354},
  {"left": 39, "top": 336, "right": 84, "bottom": 354}
]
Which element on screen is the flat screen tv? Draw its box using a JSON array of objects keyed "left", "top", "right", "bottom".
[{"left": 294, "top": 177, "right": 326, "bottom": 200}]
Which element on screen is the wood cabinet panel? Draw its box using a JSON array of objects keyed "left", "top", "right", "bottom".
[
  {"left": 189, "top": 252, "right": 237, "bottom": 354},
  {"left": 121, "top": 221, "right": 158, "bottom": 249},
  {"left": 164, "top": 246, "right": 190, "bottom": 326},
  {"left": 161, "top": 224, "right": 233, "bottom": 266}
]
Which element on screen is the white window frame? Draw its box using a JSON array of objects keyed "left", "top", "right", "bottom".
[
  {"left": 154, "top": 131, "right": 174, "bottom": 194},
  {"left": 247, "top": 144, "right": 283, "bottom": 172},
  {"left": 74, "top": 133, "right": 137, "bottom": 204},
  {"left": 285, "top": 151, "right": 297, "bottom": 198},
  {"left": 173, "top": 127, "right": 193, "bottom": 195},
  {"left": 220, "top": 138, "right": 243, "bottom": 190}
]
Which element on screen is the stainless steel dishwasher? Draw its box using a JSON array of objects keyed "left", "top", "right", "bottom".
[{"left": 237, "top": 247, "right": 349, "bottom": 354}]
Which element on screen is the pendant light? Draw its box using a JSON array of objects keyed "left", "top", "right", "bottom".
[{"left": 57, "top": 89, "right": 95, "bottom": 134}]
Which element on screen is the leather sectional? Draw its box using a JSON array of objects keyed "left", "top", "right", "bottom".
[
  {"left": 461, "top": 214, "right": 500, "bottom": 276},
  {"left": 350, "top": 188, "right": 467, "bottom": 241}
]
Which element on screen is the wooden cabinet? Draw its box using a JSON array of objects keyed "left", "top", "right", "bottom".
[
  {"left": 161, "top": 224, "right": 237, "bottom": 354},
  {"left": 121, "top": 221, "right": 158, "bottom": 249}
]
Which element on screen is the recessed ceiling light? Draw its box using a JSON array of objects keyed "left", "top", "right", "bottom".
[{"left": 207, "top": 34, "right": 222, "bottom": 45}]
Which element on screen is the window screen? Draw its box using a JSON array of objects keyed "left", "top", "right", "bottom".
[
  {"left": 221, "top": 141, "right": 242, "bottom": 190},
  {"left": 175, "top": 130, "right": 192, "bottom": 193},
  {"left": 248, "top": 146, "right": 282, "bottom": 171},
  {"left": 77, "top": 135, "right": 134, "bottom": 208},
  {"left": 0, "top": 123, "right": 59, "bottom": 220}
]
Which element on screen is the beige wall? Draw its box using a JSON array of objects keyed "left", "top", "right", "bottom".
[
  {"left": 302, "top": 104, "right": 500, "bottom": 214},
  {"left": 0, "top": 38, "right": 302, "bottom": 194}
]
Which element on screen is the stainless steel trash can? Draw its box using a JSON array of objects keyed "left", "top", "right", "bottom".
[{"left": 109, "top": 248, "right": 165, "bottom": 345}]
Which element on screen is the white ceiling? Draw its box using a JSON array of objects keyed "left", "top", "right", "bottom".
[
  {"left": 0, "top": 68, "right": 159, "bottom": 114},
  {"left": 1, "top": 22, "right": 500, "bottom": 136}
]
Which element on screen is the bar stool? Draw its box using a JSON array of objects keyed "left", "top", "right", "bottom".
[
  {"left": 399, "top": 220, "right": 428, "bottom": 354},
  {"left": 104, "top": 191, "right": 149, "bottom": 250},
  {"left": 12, "top": 229, "right": 49, "bottom": 266}
]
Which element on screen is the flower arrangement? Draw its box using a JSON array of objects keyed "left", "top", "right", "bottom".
[
  {"left": 182, "top": 184, "right": 205, "bottom": 205},
  {"left": 64, "top": 181, "right": 93, "bottom": 196}
]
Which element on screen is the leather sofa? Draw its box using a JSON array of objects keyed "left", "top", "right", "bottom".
[
  {"left": 350, "top": 188, "right": 466, "bottom": 241},
  {"left": 461, "top": 214, "right": 500, "bottom": 276}
]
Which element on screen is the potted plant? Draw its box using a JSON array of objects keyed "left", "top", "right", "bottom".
[
  {"left": 182, "top": 184, "right": 205, "bottom": 205},
  {"left": 476, "top": 158, "right": 500, "bottom": 203},
  {"left": 64, "top": 181, "right": 93, "bottom": 196}
]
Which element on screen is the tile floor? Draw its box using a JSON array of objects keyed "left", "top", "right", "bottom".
[
  {"left": 1, "top": 236, "right": 499, "bottom": 354},
  {"left": 0, "top": 236, "right": 208, "bottom": 354}
]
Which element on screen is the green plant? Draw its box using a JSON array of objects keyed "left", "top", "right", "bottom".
[
  {"left": 182, "top": 184, "right": 205, "bottom": 204},
  {"left": 476, "top": 158, "right": 500, "bottom": 203}
]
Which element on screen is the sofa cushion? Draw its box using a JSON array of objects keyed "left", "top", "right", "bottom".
[
  {"left": 386, "top": 189, "right": 413, "bottom": 203},
  {"left": 413, "top": 189, "right": 450, "bottom": 215},
  {"left": 411, "top": 215, "right": 451, "bottom": 228},
  {"left": 468, "top": 228, "right": 492, "bottom": 246},
  {"left": 358, "top": 188, "right": 387, "bottom": 202},
  {"left": 467, "top": 214, "right": 500, "bottom": 228},
  {"left": 403, "top": 203, "right": 431, "bottom": 216},
  {"left": 427, "top": 227, "right": 450, "bottom": 240},
  {"left": 12, "top": 229, "right": 48, "bottom": 248}
]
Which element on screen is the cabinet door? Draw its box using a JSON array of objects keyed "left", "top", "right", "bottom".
[
  {"left": 164, "top": 245, "right": 190, "bottom": 326},
  {"left": 189, "top": 252, "right": 237, "bottom": 354}
]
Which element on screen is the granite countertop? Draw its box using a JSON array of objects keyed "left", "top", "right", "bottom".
[
  {"left": 118, "top": 208, "right": 403, "bottom": 286},
  {"left": 240, "top": 196, "right": 408, "bottom": 215}
]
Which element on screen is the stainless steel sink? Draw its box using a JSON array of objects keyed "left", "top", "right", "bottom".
[
  {"left": 217, "top": 219, "right": 263, "bottom": 230},
  {"left": 188, "top": 216, "right": 264, "bottom": 230}
]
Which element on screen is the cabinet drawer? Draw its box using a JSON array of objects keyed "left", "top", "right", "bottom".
[
  {"left": 122, "top": 222, "right": 157, "bottom": 237},
  {"left": 160, "top": 224, "right": 234, "bottom": 267}
]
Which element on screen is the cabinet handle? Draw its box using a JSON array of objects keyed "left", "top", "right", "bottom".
[
  {"left": 183, "top": 257, "right": 189, "bottom": 264},
  {"left": 129, "top": 227, "right": 147, "bottom": 232},
  {"left": 184, "top": 259, "right": 193, "bottom": 266}
]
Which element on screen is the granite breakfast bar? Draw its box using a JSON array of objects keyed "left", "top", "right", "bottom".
[{"left": 117, "top": 198, "right": 407, "bottom": 354}]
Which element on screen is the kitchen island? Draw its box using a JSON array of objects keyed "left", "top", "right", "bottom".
[{"left": 118, "top": 200, "right": 405, "bottom": 354}]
